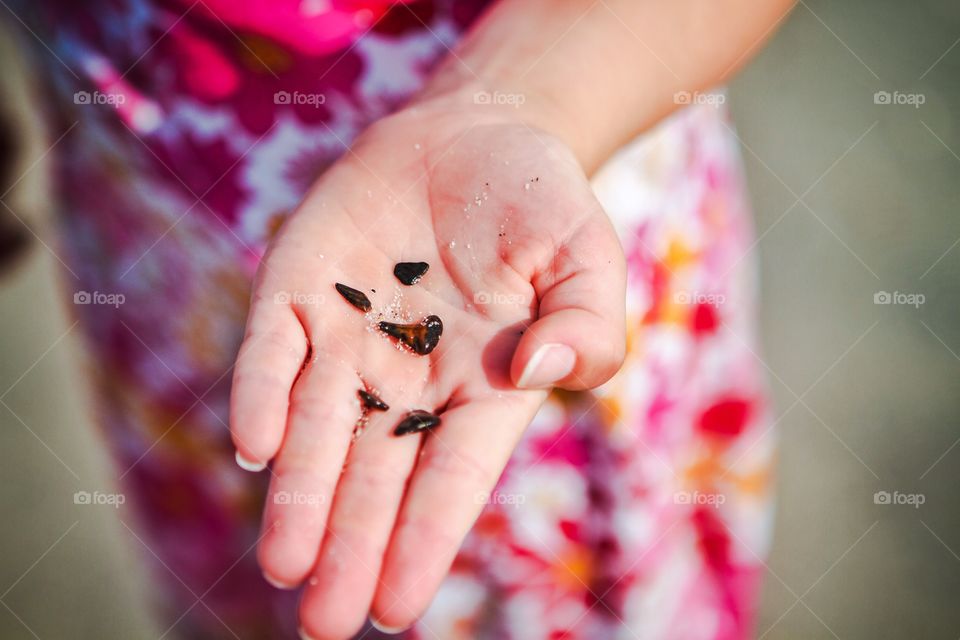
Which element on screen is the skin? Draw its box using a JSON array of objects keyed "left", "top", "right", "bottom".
[{"left": 229, "top": 1, "right": 796, "bottom": 638}]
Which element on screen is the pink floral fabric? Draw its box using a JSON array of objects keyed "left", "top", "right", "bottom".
[{"left": 12, "top": 1, "right": 774, "bottom": 638}]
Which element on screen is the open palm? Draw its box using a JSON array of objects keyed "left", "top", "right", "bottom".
[{"left": 229, "top": 99, "right": 626, "bottom": 639}]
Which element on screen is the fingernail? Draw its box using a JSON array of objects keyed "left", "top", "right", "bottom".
[
  {"left": 517, "top": 343, "right": 576, "bottom": 388},
  {"left": 298, "top": 627, "right": 317, "bottom": 640},
  {"left": 235, "top": 450, "right": 267, "bottom": 472},
  {"left": 370, "top": 617, "right": 411, "bottom": 635},
  {"left": 263, "top": 572, "right": 297, "bottom": 590}
]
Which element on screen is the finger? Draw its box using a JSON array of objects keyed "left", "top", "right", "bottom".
[
  {"left": 230, "top": 305, "right": 308, "bottom": 469},
  {"left": 257, "top": 354, "right": 359, "bottom": 588},
  {"left": 370, "top": 395, "right": 541, "bottom": 630},
  {"left": 511, "top": 213, "right": 626, "bottom": 390},
  {"left": 298, "top": 402, "right": 423, "bottom": 640}
]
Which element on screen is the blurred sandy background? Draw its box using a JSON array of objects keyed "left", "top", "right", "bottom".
[{"left": 1, "top": 1, "right": 958, "bottom": 638}]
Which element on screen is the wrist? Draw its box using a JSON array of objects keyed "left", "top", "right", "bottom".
[{"left": 413, "top": 73, "right": 593, "bottom": 171}]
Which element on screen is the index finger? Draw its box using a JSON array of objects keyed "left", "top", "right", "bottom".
[{"left": 369, "top": 393, "right": 543, "bottom": 630}]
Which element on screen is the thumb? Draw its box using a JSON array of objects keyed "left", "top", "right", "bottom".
[{"left": 510, "top": 215, "right": 627, "bottom": 391}]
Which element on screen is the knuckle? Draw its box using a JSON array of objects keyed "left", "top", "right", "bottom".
[
  {"left": 289, "top": 393, "right": 355, "bottom": 426},
  {"left": 248, "top": 328, "right": 306, "bottom": 357},
  {"left": 394, "top": 512, "right": 459, "bottom": 550},
  {"left": 232, "top": 369, "right": 291, "bottom": 394},
  {"left": 287, "top": 398, "right": 317, "bottom": 424},
  {"left": 274, "top": 465, "right": 338, "bottom": 499},
  {"left": 418, "top": 449, "right": 497, "bottom": 489},
  {"left": 346, "top": 459, "right": 410, "bottom": 490}
]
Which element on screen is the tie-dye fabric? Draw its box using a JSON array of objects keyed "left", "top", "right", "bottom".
[{"left": 10, "top": 1, "right": 775, "bottom": 638}]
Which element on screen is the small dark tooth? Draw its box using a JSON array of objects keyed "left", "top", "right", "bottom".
[
  {"left": 358, "top": 389, "right": 389, "bottom": 412},
  {"left": 335, "top": 283, "right": 372, "bottom": 312},
  {"left": 378, "top": 315, "right": 443, "bottom": 355},
  {"left": 393, "top": 410, "right": 441, "bottom": 436},
  {"left": 393, "top": 262, "right": 430, "bottom": 286}
]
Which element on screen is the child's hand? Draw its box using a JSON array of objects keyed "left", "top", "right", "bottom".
[{"left": 229, "top": 95, "right": 626, "bottom": 639}]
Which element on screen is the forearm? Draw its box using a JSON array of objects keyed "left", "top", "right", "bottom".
[{"left": 421, "top": 0, "right": 795, "bottom": 172}]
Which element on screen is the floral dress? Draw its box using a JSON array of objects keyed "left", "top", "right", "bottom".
[{"left": 10, "top": 1, "right": 775, "bottom": 638}]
